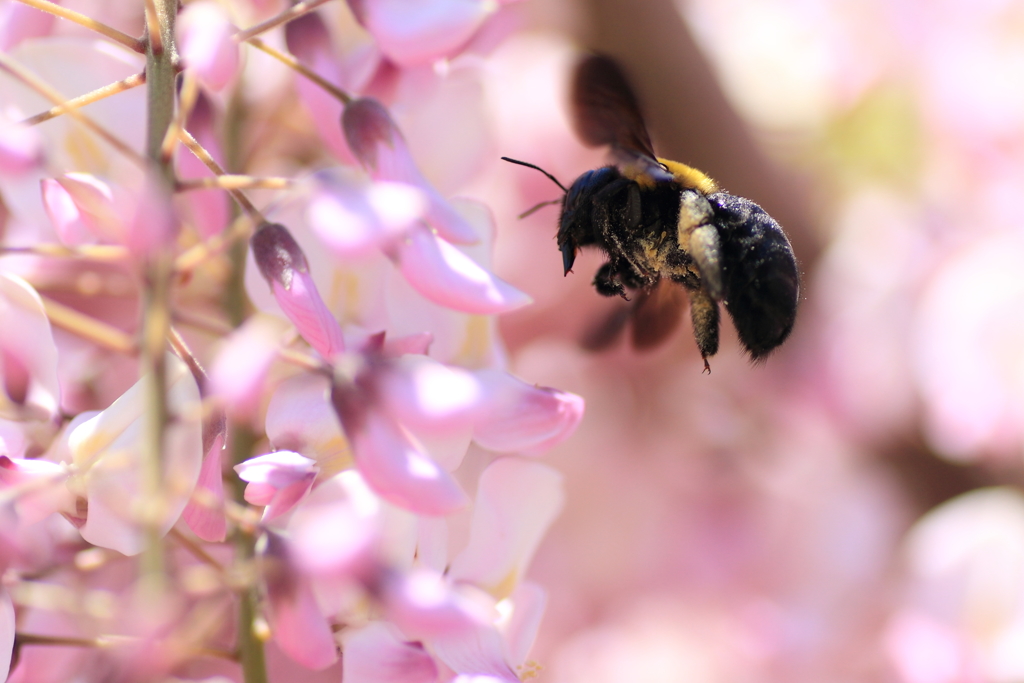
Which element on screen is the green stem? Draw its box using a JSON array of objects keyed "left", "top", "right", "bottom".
[
  {"left": 230, "top": 426, "right": 267, "bottom": 683},
  {"left": 139, "top": 0, "right": 177, "bottom": 589}
]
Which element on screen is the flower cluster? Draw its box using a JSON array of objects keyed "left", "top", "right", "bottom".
[{"left": 0, "top": 1, "right": 581, "bottom": 682}]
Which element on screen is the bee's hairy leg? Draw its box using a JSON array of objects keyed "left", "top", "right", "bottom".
[
  {"left": 688, "top": 286, "right": 720, "bottom": 369},
  {"left": 593, "top": 261, "right": 628, "bottom": 299}
]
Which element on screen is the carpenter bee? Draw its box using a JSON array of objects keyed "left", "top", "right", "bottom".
[{"left": 503, "top": 54, "right": 799, "bottom": 372}]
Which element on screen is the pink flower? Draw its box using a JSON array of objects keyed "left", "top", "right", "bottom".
[
  {"left": 0, "top": 273, "right": 61, "bottom": 422},
  {"left": 259, "top": 531, "right": 340, "bottom": 670},
  {"left": 180, "top": 425, "right": 227, "bottom": 542},
  {"left": 0, "top": 455, "right": 73, "bottom": 525},
  {"left": 342, "top": 97, "right": 479, "bottom": 245},
  {"left": 265, "top": 373, "right": 353, "bottom": 481},
  {"left": 393, "top": 224, "right": 531, "bottom": 315},
  {"left": 341, "top": 622, "right": 439, "bottom": 683},
  {"left": 0, "top": 115, "right": 43, "bottom": 177},
  {"left": 349, "top": 0, "right": 498, "bottom": 67},
  {"left": 40, "top": 173, "right": 123, "bottom": 245},
  {"left": 177, "top": 2, "right": 239, "bottom": 92},
  {"left": 208, "top": 315, "right": 283, "bottom": 422},
  {"left": 235, "top": 450, "right": 318, "bottom": 521},
  {"left": 472, "top": 371, "right": 585, "bottom": 455},
  {"left": 0, "top": 0, "right": 57, "bottom": 52},
  {"left": 307, "top": 172, "right": 428, "bottom": 258},
  {"left": 39, "top": 171, "right": 178, "bottom": 259},
  {"left": 64, "top": 354, "right": 203, "bottom": 555},
  {"left": 251, "top": 222, "right": 346, "bottom": 359},
  {"left": 284, "top": 13, "right": 356, "bottom": 164},
  {"left": 0, "top": 587, "right": 13, "bottom": 683}
]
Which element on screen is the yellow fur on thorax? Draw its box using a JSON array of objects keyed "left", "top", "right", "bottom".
[
  {"left": 618, "top": 157, "right": 718, "bottom": 193},
  {"left": 658, "top": 158, "right": 718, "bottom": 194}
]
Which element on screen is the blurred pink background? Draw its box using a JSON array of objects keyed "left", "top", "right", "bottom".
[{"left": 469, "top": 0, "right": 1024, "bottom": 681}]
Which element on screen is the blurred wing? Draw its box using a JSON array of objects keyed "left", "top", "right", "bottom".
[
  {"left": 580, "top": 300, "right": 632, "bottom": 351},
  {"left": 630, "top": 281, "right": 686, "bottom": 350},
  {"left": 571, "top": 54, "right": 659, "bottom": 163},
  {"left": 579, "top": 282, "right": 685, "bottom": 352}
]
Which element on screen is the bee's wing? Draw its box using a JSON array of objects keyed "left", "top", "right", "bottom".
[
  {"left": 571, "top": 54, "right": 660, "bottom": 165},
  {"left": 630, "top": 280, "right": 686, "bottom": 350},
  {"left": 580, "top": 281, "right": 685, "bottom": 352}
]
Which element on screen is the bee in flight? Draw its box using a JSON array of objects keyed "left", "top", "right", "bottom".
[{"left": 504, "top": 54, "right": 799, "bottom": 372}]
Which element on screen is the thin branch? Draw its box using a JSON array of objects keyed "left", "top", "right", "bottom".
[
  {"left": 174, "top": 213, "right": 256, "bottom": 275},
  {"left": 232, "top": 0, "right": 335, "bottom": 44},
  {"left": 0, "top": 244, "right": 129, "bottom": 260},
  {"left": 0, "top": 53, "right": 145, "bottom": 166},
  {"left": 177, "top": 129, "right": 263, "bottom": 220},
  {"left": 176, "top": 176, "right": 293, "bottom": 192},
  {"left": 172, "top": 308, "right": 234, "bottom": 336},
  {"left": 168, "top": 528, "right": 224, "bottom": 570},
  {"left": 246, "top": 37, "right": 351, "bottom": 105},
  {"left": 21, "top": 72, "right": 146, "bottom": 126},
  {"left": 159, "top": 70, "right": 199, "bottom": 163},
  {"left": 11, "top": 0, "right": 144, "bottom": 53},
  {"left": 143, "top": 0, "right": 164, "bottom": 56},
  {"left": 39, "top": 296, "right": 136, "bottom": 354}
]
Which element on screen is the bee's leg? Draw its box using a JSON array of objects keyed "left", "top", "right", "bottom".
[
  {"left": 678, "top": 190, "right": 724, "bottom": 300},
  {"left": 688, "top": 286, "right": 720, "bottom": 373},
  {"left": 593, "top": 261, "right": 627, "bottom": 298}
]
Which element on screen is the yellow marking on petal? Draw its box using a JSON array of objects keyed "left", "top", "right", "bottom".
[
  {"left": 455, "top": 315, "right": 492, "bottom": 368},
  {"left": 488, "top": 568, "right": 519, "bottom": 602},
  {"left": 64, "top": 125, "right": 109, "bottom": 176},
  {"left": 315, "top": 436, "right": 354, "bottom": 481},
  {"left": 329, "top": 269, "right": 361, "bottom": 326}
]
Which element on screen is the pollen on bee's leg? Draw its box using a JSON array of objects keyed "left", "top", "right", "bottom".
[{"left": 688, "top": 287, "right": 720, "bottom": 370}]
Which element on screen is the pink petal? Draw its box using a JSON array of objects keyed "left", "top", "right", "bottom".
[
  {"left": 0, "top": 0, "right": 57, "bottom": 51},
  {"left": 447, "top": 458, "right": 563, "bottom": 593},
  {"left": 286, "top": 13, "right": 355, "bottom": 164},
  {"left": 383, "top": 332, "right": 433, "bottom": 356},
  {"left": 381, "top": 569, "right": 491, "bottom": 641},
  {"left": 428, "top": 618, "right": 519, "bottom": 681},
  {"left": 41, "top": 178, "right": 91, "bottom": 245},
  {"left": 472, "top": 370, "right": 584, "bottom": 454},
  {"left": 342, "top": 622, "right": 439, "bottom": 683},
  {"left": 69, "top": 355, "right": 203, "bottom": 555},
  {"left": 41, "top": 173, "right": 122, "bottom": 244},
  {"left": 0, "top": 274, "right": 61, "bottom": 422},
  {"left": 176, "top": 94, "right": 230, "bottom": 238},
  {"left": 181, "top": 430, "right": 227, "bottom": 542},
  {"left": 380, "top": 356, "right": 485, "bottom": 434},
  {"left": 357, "top": 0, "right": 493, "bottom": 67},
  {"left": 236, "top": 451, "right": 318, "bottom": 487},
  {"left": 342, "top": 98, "right": 478, "bottom": 244},
  {"left": 308, "top": 176, "right": 427, "bottom": 258},
  {"left": 345, "top": 411, "right": 468, "bottom": 516},
  {"left": 126, "top": 174, "right": 179, "bottom": 260},
  {"left": 394, "top": 226, "right": 530, "bottom": 315},
  {"left": 265, "top": 374, "right": 352, "bottom": 480},
  {"left": 0, "top": 588, "right": 12, "bottom": 682},
  {"left": 0, "top": 115, "right": 43, "bottom": 176},
  {"left": 261, "top": 533, "right": 340, "bottom": 670},
  {"left": 0, "top": 455, "right": 72, "bottom": 525},
  {"left": 251, "top": 222, "right": 345, "bottom": 359},
  {"left": 499, "top": 582, "right": 546, "bottom": 668},
  {"left": 289, "top": 476, "right": 378, "bottom": 580},
  {"left": 209, "top": 316, "right": 281, "bottom": 421},
  {"left": 178, "top": 2, "right": 239, "bottom": 92}
]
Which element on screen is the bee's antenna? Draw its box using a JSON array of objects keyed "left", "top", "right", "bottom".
[
  {"left": 501, "top": 157, "right": 568, "bottom": 193},
  {"left": 517, "top": 199, "right": 563, "bottom": 219}
]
